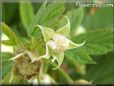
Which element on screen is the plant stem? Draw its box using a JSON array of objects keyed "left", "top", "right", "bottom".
[
  {"left": 48, "top": 60, "right": 74, "bottom": 84},
  {"left": 58, "top": 66, "right": 74, "bottom": 84}
]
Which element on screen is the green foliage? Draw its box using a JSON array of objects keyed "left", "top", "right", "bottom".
[
  {"left": 1, "top": 0, "right": 113, "bottom": 85},
  {"left": 2, "top": 71, "right": 27, "bottom": 84},
  {"left": 82, "top": 7, "right": 113, "bottom": 30},
  {"left": 65, "top": 28, "right": 113, "bottom": 64},
  {"left": 27, "top": 0, "right": 65, "bottom": 37},
  {"left": 2, "top": 52, "right": 13, "bottom": 78},
  {"left": 2, "top": 3, "right": 18, "bottom": 24},
  {"left": 1, "top": 22, "right": 17, "bottom": 45},
  {"left": 19, "top": 0, "right": 34, "bottom": 30},
  {"left": 73, "top": 29, "right": 113, "bottom": 55},
  {"left": 67, "top": 8, "right": 84, "bottom": 36},
  {"left": 84, "top": 53, "right": 114, "bottom": 84},
  {"left": 2, "top": 72, "right": 11, "bottom": 84},
  {"left": 65, "top": 48, "right": 96, "bottom": 64}
]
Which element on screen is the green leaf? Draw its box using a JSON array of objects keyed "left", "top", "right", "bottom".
[
  {"left": 3, "top": 65, "right": 28, "bottom": 84},
  {"left": 1, "top": 22, "right": 17, "bottom": 45},
  {"left": 56, "top": 16, "right": 70, "bottom": 37},
  {"left": 1, "top": 40, "right": 15, "bottom": 46},
  {"left": 65, "top": 28, "right": 113, "bottom": 64},
  {"left": 19, "top": 0, "right": 34, "bottom": 30},
  {"left": 2, "top": 71, "right": 11, "bottom": 84},
  {"left": 73, "top": 29, "right": 113, "bottom": 55},
  {"left": 67, "top": 7, "right": 84, "bottom": 36},
  {"left": 52, "top": 52, "right": 64, "bottom": 70},
  {"left": 84, "top": 53, "right": 114, "bottom": 84},
  {"left": 2, "top": 70, "right": 26, "bottom": 84},
  {"left": 2, "top": 3, "right": 18, "bottom": 24},
  {"left": 82, "top": 7, "right": 113, "bottom": 30},
  {"left": 2, "top": 52, "right": 13, "bottom": 78},
  {"left": 27, "top": 0, "right": 65, "bottom": 37},
  {"left": 65, "top": 48, "right": 96, "bottom": 64}
]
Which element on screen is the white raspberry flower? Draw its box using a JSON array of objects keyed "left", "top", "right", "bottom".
[{"left": 36, "top": 16, "right": 85, "bottom": 69}]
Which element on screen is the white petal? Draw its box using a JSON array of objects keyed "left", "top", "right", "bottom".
[
  {"left": 47, "top": 40, "right": 57, "bottom": 50},
  {"left": 52, "top": 34, "right": 69, "bottom": 45}
]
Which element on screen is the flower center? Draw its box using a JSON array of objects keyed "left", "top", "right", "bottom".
[{"left": 47, "top": 34, "right": 69, "bottom": 52}]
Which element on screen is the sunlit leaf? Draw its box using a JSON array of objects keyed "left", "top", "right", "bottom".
[{"left": 1, "top": 22, "right": 17, "bottom": 45}]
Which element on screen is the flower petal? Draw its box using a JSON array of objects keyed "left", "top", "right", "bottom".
[
  {"left": 56, "top": 16, "right": 70, "bottom": 37},
  {"left": 52, "top": 52, "right": 64, "bottom": 70},
  {"left": 67, "top": 40, "right": 86, "bottom": 50},
  {"left": 36, "top": 25, "right": 55, "bottom": 42}
]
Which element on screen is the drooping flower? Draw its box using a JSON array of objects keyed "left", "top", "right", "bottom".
[
  {"left": 10, "top": 16, "right": 85, "bottom": 69},
  {"left": 36, "top": 16, "right": 85, "bottom": 69}
]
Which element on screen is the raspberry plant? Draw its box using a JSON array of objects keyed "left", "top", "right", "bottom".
[{"left": 1, "top": 0, "right": 113, "bottom": 85}]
